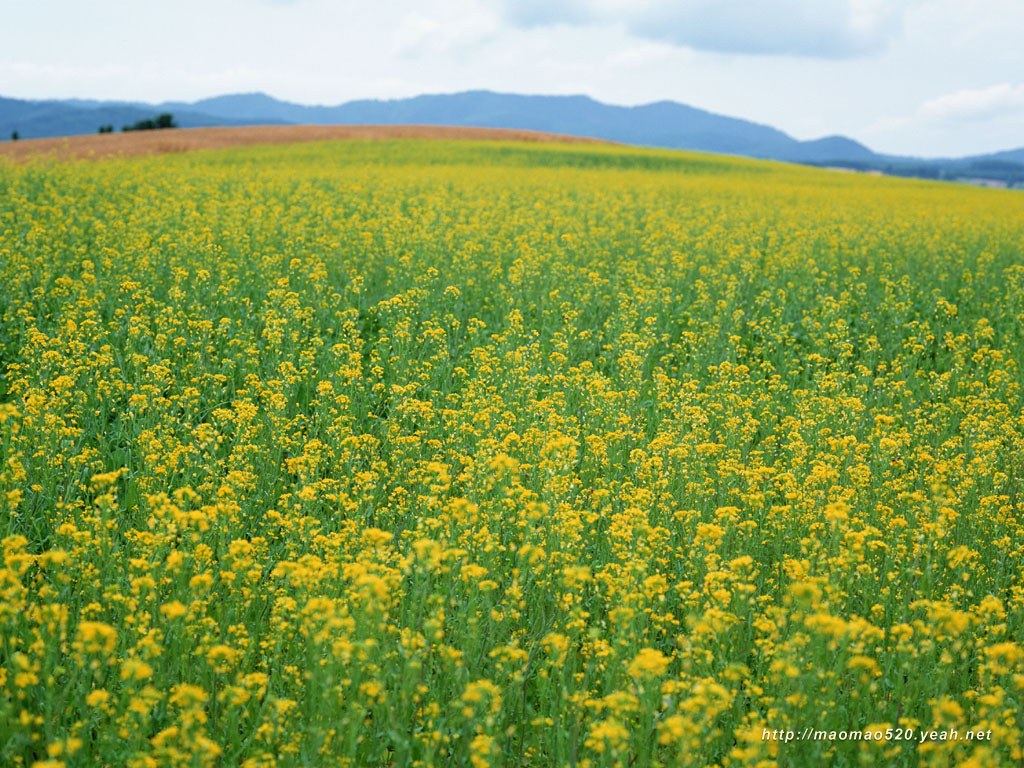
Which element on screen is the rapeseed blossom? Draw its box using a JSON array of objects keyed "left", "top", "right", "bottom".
[{"left": 1, "top": 139, "right": 1023, "bottom": 766}]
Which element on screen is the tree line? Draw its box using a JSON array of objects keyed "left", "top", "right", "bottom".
[{"left": 99, "top": 113, "right": 177, "bottom": 134}]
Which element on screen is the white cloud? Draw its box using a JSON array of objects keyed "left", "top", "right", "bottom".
[
  {"left": 391, "top": 5, "right": 500, "bottom": 58},
  {"left": 919, "top": 82, "right": 1024, "bottom": 121},
  {"left": 392, "top": 14, "right": 446, "bottom": 56},
  {"left": 497, "top": 0, "right": 911, "bottom": 58},
  {"left": 605, "top": 42, "right": 677, "bottom": 69},
  {"left": 861, "top": 80, "right": 1024, "bottom": 156}
]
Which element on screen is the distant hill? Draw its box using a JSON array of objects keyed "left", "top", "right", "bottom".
[
  {"left": 980, "top": 147, "right": 1024, "bottom": 164},
  {"left": 0, "top": 97, "right": 285, "bottom": 140},
  {"left": 1, "top": 91, "right": 1021, "bottom": 186},
  {"left": 781, "top": 135, "right": 878, "bottom": 163},
  {"left": 155, "top": 90, "right": 876, "bottom": 165}
]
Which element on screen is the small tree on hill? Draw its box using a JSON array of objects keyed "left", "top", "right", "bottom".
[
  {"left": 123, "top": 113, "right": 177, "bottom": 132},
  {"left": 122, "top": 112, "right": 177, "bottom": 132}
]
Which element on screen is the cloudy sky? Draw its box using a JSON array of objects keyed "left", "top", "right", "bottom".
[{"left": 2, "top": 0, "right": 1022, "bottom": 157}]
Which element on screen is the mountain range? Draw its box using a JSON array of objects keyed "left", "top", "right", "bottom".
[{"left": 2, "top": 91, "right": 1022, "bottom": 186}]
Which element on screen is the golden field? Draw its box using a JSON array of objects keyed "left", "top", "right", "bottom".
[
  {"left": 1, "top": 139, "right": 1023, "bottom": 767},
  {"left": 0, "top": 125, "right": 603, "bottom": 163}
]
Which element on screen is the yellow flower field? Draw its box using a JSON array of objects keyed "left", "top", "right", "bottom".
[{"left": 1, "top": 139, "right": 1023, "bottom": 766}]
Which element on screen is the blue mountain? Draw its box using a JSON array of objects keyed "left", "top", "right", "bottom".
[{"left": 2, "top": 91, "right": 1021, "bottom": 185}]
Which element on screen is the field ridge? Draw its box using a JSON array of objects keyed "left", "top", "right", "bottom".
[{"left": 0, "top": 124, "right": 607, "bottom": 162}]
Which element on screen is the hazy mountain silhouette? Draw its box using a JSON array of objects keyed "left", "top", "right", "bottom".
[
  {"left": 0, "top": 96, "right": 285, "bottom": 139},
  {"left": 153, "top": 90, "right": 876, "bottom": 163},
  {"left": 2, "top": 91, "right": 1021, "bottom": 185}
]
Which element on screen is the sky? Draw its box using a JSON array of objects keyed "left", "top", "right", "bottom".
[{"left": 2, "top": 0, "right": 1022, "bottom": 157}]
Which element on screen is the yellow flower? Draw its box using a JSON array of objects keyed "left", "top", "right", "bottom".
[
  {"left": 86, "top": 689, "right": 110, "bottom": 707},
  {"left": 120, "top": 658, "right": 154, "bottom": 682},
  {"left": 470, "top": 733, "right": 495, "bottom": 768},
  {"left": 74, "top": 621, "right": 117, "bottom": 655},
  {"left": 585, "top": 718, "right": 630, "bottom": 753},
  {"left": 628, "top": 648, "right": 670, "bottom": 680},
  {"left": 160, "top": 601, "right": 188, "bottom": 619},
  {"left": 824, "top": 501, "right": 849, "bottom": 523}
]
